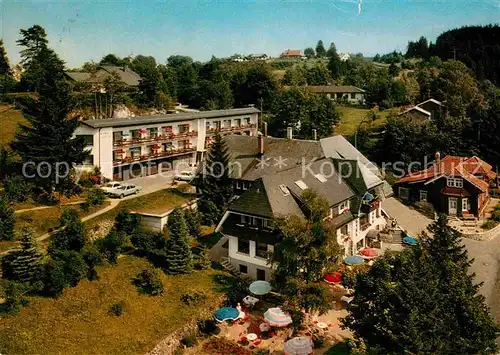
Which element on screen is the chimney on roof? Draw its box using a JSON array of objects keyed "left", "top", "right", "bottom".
[
  {"left": 263, "top": 122, "right": 268, "bottom": 137},
  {"left": 258, "top": 133, "right": 264, "bottom": 157},
  {"left": 313, "top": 129, "right": 317, "bottom": 141},
  {"left": 435, "top": 152, "right": 441, "bottom": 174},
  {"left": 286, "top": 127, "right": 293, "bottom": 140}
]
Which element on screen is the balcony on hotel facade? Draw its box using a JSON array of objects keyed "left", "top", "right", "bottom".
[
  {"left": 205, "top": 123, "right": 256, "bottom": 135},
  {"left": 113, "top": 125, "right": 198, "bottom": 148},
  {"left": 113, "top": 146, "right": 196, "bottom": 166}
]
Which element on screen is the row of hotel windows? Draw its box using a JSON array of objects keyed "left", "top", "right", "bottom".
[
  {"left": 113, "top": 125, "right": 192, "bottom": 142},
  {"left": 206, "top": 117, "right": 251, "bottom": 129},
  {"left": 112, "top": 141, "right": 193, "bottom": 160}
]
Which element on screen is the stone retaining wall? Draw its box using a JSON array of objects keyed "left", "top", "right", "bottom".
[
  {"left": 145, "top": 294, "right": 225, "bottom": 355},
  {"left": 459, "top": 222, "right": 500, "bottom": 241}
]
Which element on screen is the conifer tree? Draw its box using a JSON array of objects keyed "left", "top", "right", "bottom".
[
  {"left": 6, "top": 227, "right": 43, "bottom": 285},
  {"left": 0, "top": 39, "right": 10, "bottom": 75},
  {"left": 343, "top": 214, "right": 499, "bottom": 354},
  {"left": 49, "top": 209, "right": 86, "bottom": 254},
  {"left": 0, "top": 195, "right": 15, "bottom": 241},
  {"left": 11, "top": 25, "right": 88, "bottom": 196},
  {"left": 165, "top": 209, "right": 192, "bottom": 275},
  {"left": 196, "top": 133, "right": 233, "bottom": 219}
]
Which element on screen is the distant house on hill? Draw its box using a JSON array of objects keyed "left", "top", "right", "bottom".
[
  {"left": 65, "top": 65, "right": 142, "bottom": 89},
  {"left": 305, "top": 85, "right": 365, "bottom": 104},
  {"left": 230, "top": 55, "right": 246, "bottom": 62},
  {"left": 399, "top": 98, "right": 446, "bottom": 123},
  {"left": 249, "top": 53, "right": 269, "bottom": 61},
  {"left": 339, "top": 53, "right": 350, "bottom": 61},
  {"left": 280, "top": 49, "right": 304, "bottom": 60}
]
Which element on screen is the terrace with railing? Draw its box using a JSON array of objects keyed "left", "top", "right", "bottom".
[
  {"left": 206, "top": 124, "right": 256, "bottom": 134},
  {"left": 112, "top": 147, "right": 196, "bottom": 166},
  {"left": 113, "top": 130, "right": 198, "bottom": 148}
]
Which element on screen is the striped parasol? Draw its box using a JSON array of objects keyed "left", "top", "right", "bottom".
[
  {"left": 284, "top": 336, "right": 313, "bottom": 355},
  {"left": 264, "top": 307, "right": 292, "bottom": 327}
]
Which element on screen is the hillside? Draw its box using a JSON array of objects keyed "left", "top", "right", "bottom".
[{"left": 0, "top": 105, "right": 25, "bottom": 147}]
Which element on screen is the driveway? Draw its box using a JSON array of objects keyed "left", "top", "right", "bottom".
[
  {"left": 382, "top": 197, "right": 433, "bottom": 237},
  {"left": 108, "top": 170, "right": 179, "bottom": 201}
]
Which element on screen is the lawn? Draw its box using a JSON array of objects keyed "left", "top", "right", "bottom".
[
  {"left": 0, "top": 256, "right": 225, "bottom": 355},
  {"left": 84, "top": 187, "right": 194, "bottom": 232},
  {"left": 335, "top": 106, "right": 391, "bottom": 136},
  {"left": 0, "top": 105, "right": 26, "bottom": 147},
  {"left": 0, "top": 202, "right": 112, "bottom": 253}
]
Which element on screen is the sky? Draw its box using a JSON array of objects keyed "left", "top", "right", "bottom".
[{"left": 1, "top": 0, "right": 499, "bottom": 68}]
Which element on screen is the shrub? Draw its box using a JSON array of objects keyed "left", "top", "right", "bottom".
[
  {"left": 490, "top": 188, "right": 500, "bottom": 198},
  {"left": 78, "top": 166, "right": 102, "bottom": 188},
  {"left": 3, "top": 175, "right": 31, "bottom": 203},
  {"left": 133, "top": 267, "right": 164, "bottom": 295},
  {"left": 491, "top": 210, "right": 500, "bottom": 222},
  {"left": 85, "top": 188, "right": 106, "bottom": 208},
  {"left": 108, "top": 301, "right": 125, "bottom": 316},
  {"left": 494, "top": 203, "right": 500, "bottom": 212},
  {"left": 312, "top": 335, "right": 325, "bottom": 348},
  {"left": 131, "top": 231, "right": 166, "bottom": 255},
  {"left": 184, "top": 208, "right": 201, "bottom": 238},
  {"left": 82, "top": 244, "right": 102, "bottom": 281},
  {"left": 115, "top": 210, "right": 141, "bottom": 235},
  {"left": 193, "top": 246, "right": 212, "bottom": 270},
  {"left": 180, "top": 334, "right": 198, "bottom": 348},
  {"left": 197, "top": 199, "right": 220, "bottom": 226},
  {"left": 414, "top": 201, "right": 436, "bottom": 219},
  {"left": 180, "top": 291, "right": 206, "bottom": 305},
  {"left": 97, "top": 230, "right": 126, "bottom": 263},
  {"left": 0, "top": 280, "right": 28, "bottom": 315},
  {"left": 197, "top": 319, "right": 220, "bottom": 335},
  {"left": 0, "top": 195, "right": 15, "bottom": 241},
  {"left": 481, "top": 220, "right": 497, "bottom": 230}
]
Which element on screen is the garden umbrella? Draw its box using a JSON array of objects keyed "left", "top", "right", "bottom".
[
  {"left": 403, "top": 236, "right": 418, "bottom": 246},
  {"left": 324, "top": 272, "right": 342, "bottom": 284},
  {"left": 360, "top": 248, "right": 379, "bottom": 259},
  {"left": 284, "top": 336, "right": 313, "bottom": 355},
  {"left": 344, "top": 255, "right": 365, "bottom": 265},
  {"left": 264, "top": 307, "right": 292, "bottom": 327},
  {"left": 214, "top": 307, "right": 239, "bottom": 322},
  {"left": 249, "top": 280, "right": 272, "bottom": 295}
]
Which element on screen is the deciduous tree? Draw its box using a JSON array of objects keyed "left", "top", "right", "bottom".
[
  {"left": 315, "top": 40, "right": 326, "bottom": 58},
  {"left": 304, "top": 47, "right": 315, "bottom": 59}
]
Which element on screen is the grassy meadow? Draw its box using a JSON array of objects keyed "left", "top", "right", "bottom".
[{"left": 0, "top": 256, "right": 225, "bottom": 355}]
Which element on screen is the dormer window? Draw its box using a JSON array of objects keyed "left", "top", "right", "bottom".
[
  {"left": 338, "top": 200, "right": 350, "bottom": 214},
  {"left": 294, "top": 180, "right": 308, "bottom": 190},
  {"left": 279, "top": 184, "right": 290, "bottom": 196},
  {"left": 447, "top": 177, "right": 463, "bottom": 188}
]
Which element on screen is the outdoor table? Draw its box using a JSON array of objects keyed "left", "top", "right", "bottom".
[
  {"left": 317, "top": 322, "right": 328, "bottom": 329},
  {"left": 259, "top": 322, "right": 270, "bottom": 332},
  {"left": 247, "top": 333, "right": 258, "bottom": 341},
  {"left": 242, "top": 295, "right": 259, "bottom": 307}
]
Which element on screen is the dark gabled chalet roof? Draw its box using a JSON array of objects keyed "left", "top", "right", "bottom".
[
  {"left": 227, "top": 158, "right": 355, "bottom": 219},
  {"left": 223, "top": 135, "right": 324, "bottom": 180}
]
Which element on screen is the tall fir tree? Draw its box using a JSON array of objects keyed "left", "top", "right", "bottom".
[
  {"left": 0, "top": 39, "right": 11, "bottom": 75},
  {"left": 196, "top": 133, "right": 233, "bottom": 216},
  {"left": 165, "top": 208, "right": 192, "bottom": 275},
  {"left": 0, "top": 195, "right": 15, "bottom": 241},
  {"left": 11, "top": 26, "right": 88, "bottom": 197},
  {"left": 5, "top": 227, "right": 43, "bottom": 285},
  {"left": 315, "top": 40, "right": 327, "bottom": 58}
]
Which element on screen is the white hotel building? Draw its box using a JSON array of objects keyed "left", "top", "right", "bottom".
[{"left": 73, "top": 108, "right": 259, "bottom": 181}]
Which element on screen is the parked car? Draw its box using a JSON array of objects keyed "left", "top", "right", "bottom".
[
  {"left": 101, "top": 181, "right": 122, "bottom": 195},
  {"left": 108, "top": 183, "right": 142, "bottom": 199},
  {"left": 174, "top": 171, "right": 195, "bottom": 182}
]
